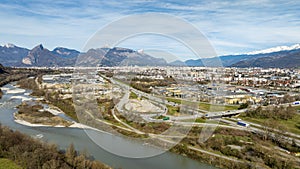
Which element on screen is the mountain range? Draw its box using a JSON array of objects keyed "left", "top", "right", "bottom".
[
  {"left": 171, "top": 44, "right": 300, "bottom": 68},
  {"left": 0, "top": 43, "right": 300, "bottom": 68},
  {"left": 0, "top": 44, "right": 166, "bottom": 67},
  {"left": 231, "top": 48, "right": 300, "bottom": 68},
  {"left": 0, "top": 44, "right": 29, "bottom": 67}
]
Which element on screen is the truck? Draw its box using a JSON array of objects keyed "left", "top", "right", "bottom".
[
  {"left": 293, "top": 101, "right": 300, "bottom": 105},
  {"left": 237, "top": 121, "right": 249, "bottom": 127}
]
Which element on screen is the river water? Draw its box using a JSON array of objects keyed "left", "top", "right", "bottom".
[{"left": 0, "top": 83, "right": 217, "bottom": 169}]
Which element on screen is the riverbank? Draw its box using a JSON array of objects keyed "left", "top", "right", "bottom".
[
  {"left": 15, "top": 102, "right": 73, "bottom": 127},
  {"left": 5, "top": 78, "right": 114, "bottom": 134},
  {"left": 14, "top": 110, "right": 104, "bottom": 132},
  {"left": 14, "top": 116, "right": 103, "bottom": 131}
]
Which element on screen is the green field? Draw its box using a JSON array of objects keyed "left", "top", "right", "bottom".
[
  {"left": 0, "top": 158, "right": 21, "bottom": 169},
  {"left": 166, "top": 97, "right": 182, "bottom": 104},
  {"left": 199, "top": 102, "right": 238, "bottom": 112},
  {"left": 195, "top": 118, "right": 206, "bottom": 123},
  {"left": 166, "top": 97, "right": 239, "bottom": 112},
  {"left": 166, "top": 105, "right": 180, "bottom": 116},
  {"left": 242, "top": 114, "right": 300, "bottom": 135},
  {"left": 129, "top": 92, "right": 138, "bottom": 99}
]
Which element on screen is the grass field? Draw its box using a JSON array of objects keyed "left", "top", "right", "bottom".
[
  {"left": 241, "top": 114, "right": 300, "bottom": 135},
  {"left": 166, "top": 97, "right": 239, "bottom": 112},
  {"left": 0, "top": 158, "right": 21, "bottom": 169},
  {"left": 166, "top": 105, "right": 180, "bottom": 116},
  {"left": 166, "top": 97, "right": 182, "bottom": 104},
  {"left": 129, "top": 92, "right": 138, "bottom": 99},
  {"left": 199, "top": 102, "right": 239, "bottom": 112}
]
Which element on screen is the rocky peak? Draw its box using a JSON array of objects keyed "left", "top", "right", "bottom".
[{"left": 32, "top": 44, "right": 44, "bottom": 51}]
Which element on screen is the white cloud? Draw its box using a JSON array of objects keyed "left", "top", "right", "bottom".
[{"left": 0, "top": 0, "right": 299, "bottom": 57}]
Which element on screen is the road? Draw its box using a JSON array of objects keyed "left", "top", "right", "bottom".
[
  {"left": 112, "top": 90, "right": 145, "bottom": 134},
  {"left": 222, "top": 118, "right": 300, "bottom": 146},
  {"left": 110, "top": 76, "right": 300, "bottom": 147},
  {"left": 110, "top": 77, "right": 248, "bottom": 120},
  {"left": 148, "top": 132, "right": 243, "bottom": 163}
]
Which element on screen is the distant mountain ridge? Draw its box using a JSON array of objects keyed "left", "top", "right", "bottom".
[
  {"left": 22, "top": 44, "right": 78, "bottom": 67},
  {"left": 243, "top": 44, "right": 300, "bottom": 55},
  {"left": 232, "top": 48, "right": 300, "bottom": 68},
  {"left": 0, "top": 43, "right": 300, "bottom": 68},
  {"left": 184, "top": 43, "right": 300, "bottom": 68},
  {"left": 0, "top": 43, "right": 167, "bottom": 67},
  {"left": 52, "top": 47, "right": 80, "bottom": 58},
  {"left": 184, "top": 53, "right": 268, "bottom": 67},
  {"left": 0, "top": 44, "right": 29, "bottom": 66},
  {"left": 74, "top": 47, "right": 168, "bottom": 67}
]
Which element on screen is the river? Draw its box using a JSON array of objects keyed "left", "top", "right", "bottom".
[{"left": 0, "top": 83, "right": 217, "bottom": 169}]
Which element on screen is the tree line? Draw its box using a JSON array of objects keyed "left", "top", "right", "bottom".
[
  {"left": 0, "top": 124, "right": 110, "bottom": 169},
  {"left": 244, "top": 105, "right": 296, "bottom": 120}
]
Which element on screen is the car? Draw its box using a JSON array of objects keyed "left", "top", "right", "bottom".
[{"left": 163, "top": 117, "right": 170, "bottom": 121}]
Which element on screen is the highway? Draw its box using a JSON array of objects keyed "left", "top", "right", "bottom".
[
  {"left": 109, "top": 76, "right": 300, "bottom": 147},
  {"left": 112, "top": 90, "right": 145, "bottom": 134},
  {"left": 110, "top": 77, "right": 248, "bottom": 120},
  {"left": 221, "top": 118, "right": 300, "bottom": 146}
]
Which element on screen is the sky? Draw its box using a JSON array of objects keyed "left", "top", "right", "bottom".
[{"left": 0, "top": 0, "right": 300, "bottom": 61}]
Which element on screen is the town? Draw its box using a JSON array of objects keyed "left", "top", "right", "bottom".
[
  {"left": 7, "top": 65, "right": 295, "bottom": 168},
  {"left": 1, "top": 64, "right": 300, "bottom": 169}
]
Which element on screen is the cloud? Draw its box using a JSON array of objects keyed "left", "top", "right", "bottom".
[{"left": 0, "top": 0, "right": 299, "bottom": 57}]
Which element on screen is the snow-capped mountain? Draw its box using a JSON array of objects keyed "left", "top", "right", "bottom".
[
  {"left": 184, "top": 43, "right": 300, "bottom": 67},
  {"left": 0, "top": 43, "right": 29, "bottom": 66},
  {"left": 232, "top": 44, "right": 300, "bottom": 68},
  {"left": 1, "top": 43, "right": 16, "bottom": 48},
  {"left": 245, "top": 44, "right": 300, "bottom": 55}
]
